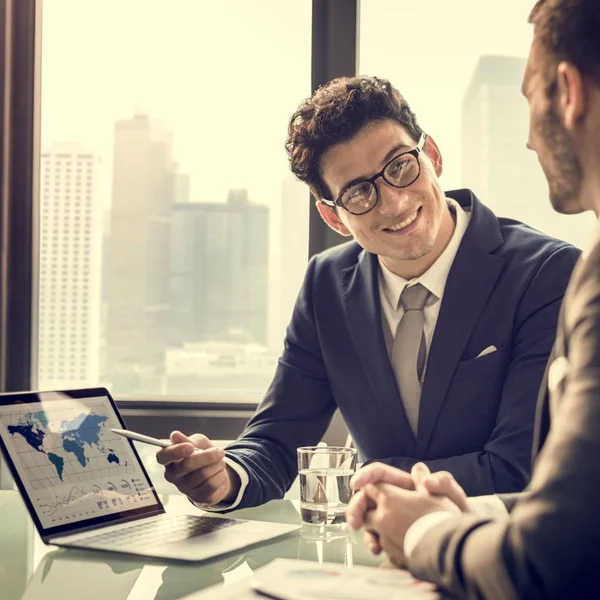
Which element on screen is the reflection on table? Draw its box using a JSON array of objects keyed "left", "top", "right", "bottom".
[{"left": 1, "top": 488, "right": 385, "bottom": 600}]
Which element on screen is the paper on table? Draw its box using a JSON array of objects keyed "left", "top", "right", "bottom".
[{"left": 184, "top": 558, "right": 439, "bottom": 600}]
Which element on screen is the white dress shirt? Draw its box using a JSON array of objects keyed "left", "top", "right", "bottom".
[{"left": 205, "top": 199, "right": 470, "bottom": 512}]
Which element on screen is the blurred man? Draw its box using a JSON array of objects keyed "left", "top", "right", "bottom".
[
  {"left": 346, "top": 1, "right": 600, "bottom": 597},
  {"left": 156, "top": 75, "right": 578, "bottom": 511}
]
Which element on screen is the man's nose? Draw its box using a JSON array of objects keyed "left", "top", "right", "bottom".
[
  {"left": 376, "top": 180, "right": 411, "bottom": 214},
  {"left": 525, "top": 127, "right": 534, "bottom": 151}
]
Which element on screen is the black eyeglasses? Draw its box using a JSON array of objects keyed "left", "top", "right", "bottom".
[{"left": 322, "top": 133, "right": 427, "bottom": 215}]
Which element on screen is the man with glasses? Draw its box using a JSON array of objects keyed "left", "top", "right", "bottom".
[{"left": 156, "top": 75, "right": 579, "bottom": 512}]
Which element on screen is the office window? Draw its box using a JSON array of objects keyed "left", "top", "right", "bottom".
[
  {"left": 39, "top": 0, "right": 311, "bottom": 398},
  {"left": 360, "top": 0, "right": 596, "bottom": 248}
]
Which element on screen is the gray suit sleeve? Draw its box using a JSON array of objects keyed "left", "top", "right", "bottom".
[{"left": 408, "top": 245, "right": 600, "bottom": 600}]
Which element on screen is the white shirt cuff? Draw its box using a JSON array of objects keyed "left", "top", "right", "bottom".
[
  {"left": 467, "top": 494, "right": 510, "bottom": 518},
  {"left": 404, "top": 511, "right": 455, "bottom": 559},
  {"left": 192, "top": 456, "right": 249, "bottom": 512},
  {"left": 403, "top": 495, "right": 509, "bottom": 559}
]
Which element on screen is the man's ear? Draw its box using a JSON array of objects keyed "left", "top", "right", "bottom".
[
  {"left": 316, "top": 201, "right": 352, "bottom": 236},
  {"left": 556, "top": 61, "right": 587, "bottom": 131},
  {"left": 423, "top": 135, "right": 443, "bottom": 178}
]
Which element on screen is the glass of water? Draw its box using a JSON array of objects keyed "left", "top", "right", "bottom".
[{"left": 297, "top": 446, "right": 358, "bottom": 525}]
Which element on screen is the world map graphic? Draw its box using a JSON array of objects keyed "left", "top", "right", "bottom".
[{"left": 7, "top": 410, "right": 121, "bottom": 482}]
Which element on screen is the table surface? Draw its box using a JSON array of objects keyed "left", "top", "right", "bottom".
[{"left": 0, "top": 443, "right": 386, "bottom": 600}]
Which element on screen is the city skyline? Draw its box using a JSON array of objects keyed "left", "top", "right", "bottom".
[{"left": 38, "top": 107, "right": 298, "bottom": 395}]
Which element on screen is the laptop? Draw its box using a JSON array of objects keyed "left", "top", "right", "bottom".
[{"left": 0, "top": 387, "right": 299, "bottom": 561}]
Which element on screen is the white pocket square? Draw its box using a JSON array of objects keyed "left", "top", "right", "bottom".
[{"left": 475, "top": 345, "right": 497, "bottom": 358}]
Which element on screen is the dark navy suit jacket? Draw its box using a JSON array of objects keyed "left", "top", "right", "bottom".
[{"left": 224, "top": 189, "right": 580, "bottom": 508}]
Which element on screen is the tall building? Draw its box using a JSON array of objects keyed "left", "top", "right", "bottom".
[
  {"left": 105, "top": 114, "right": 174, "bottom": 394},
  {"left": 38, "top": 143, "right": 102, "bottom": 389},
  {"left": 461, "top": 55, "right": 594, "bottom": 246},
  {"left": 170, "top": 189, "right": 269, "bottom": 348}
]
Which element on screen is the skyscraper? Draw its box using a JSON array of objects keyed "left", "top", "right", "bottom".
[
  {"left": 105, "top": 113, "right": 174, "bottom": 394},
  {"left": 461, "top": 55, "right": 594, "bottom": 246},
  {"left": 170, "top": 189, "right": 269, "bottom": 348},
  {"left": 38, "top": 143, "right": 102, "bottom": 389}
]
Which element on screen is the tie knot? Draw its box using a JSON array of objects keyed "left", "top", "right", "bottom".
[{"left": 399, "top": 283, "right": 430, "bottom": 311}]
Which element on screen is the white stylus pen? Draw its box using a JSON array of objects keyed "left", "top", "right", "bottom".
[{"left": 111, "top": 428, "right": 170, "bottom": 448}]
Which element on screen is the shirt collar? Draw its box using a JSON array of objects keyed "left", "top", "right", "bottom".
[{"left": 378, "top": 198, "right": 470, "bottom": 309}]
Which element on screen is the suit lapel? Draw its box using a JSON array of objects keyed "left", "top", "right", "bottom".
[
  {"left": 340, "top": 251, "right": 417, "bottom": 449},
  {"left": 416, "top": 190, "right": 505, "bottom": 455}
]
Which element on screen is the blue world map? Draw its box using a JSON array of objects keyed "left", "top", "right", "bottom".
[{"left": 7, "top": 410, "right": 121, "bottom": 481}]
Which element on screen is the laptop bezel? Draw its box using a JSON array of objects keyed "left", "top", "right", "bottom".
[{"left": 0, "top": 386, "right": 165, "bottom": 542}]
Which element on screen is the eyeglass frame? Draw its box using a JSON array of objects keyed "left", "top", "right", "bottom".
[{"left": 321, "top": 132, "right": 427, "bottom": 216}]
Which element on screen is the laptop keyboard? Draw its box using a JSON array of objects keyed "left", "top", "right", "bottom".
[{"left": 82, "top": 513, "right": 240, "bottom": 550}]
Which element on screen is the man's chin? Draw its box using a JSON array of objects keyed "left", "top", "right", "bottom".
[
  {"left": 395, "top": 243, "right": 434, "bottom": 262},
  {"left": 549, "top": 191, "right": 584, "bottom": 215}
]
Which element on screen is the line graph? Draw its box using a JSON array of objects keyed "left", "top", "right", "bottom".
[
  {"left": 33, "top": 476, "right": 156, "bottom": 525},
  {"left": 38, "top": 486, "right": 86, "bottom": 516}
]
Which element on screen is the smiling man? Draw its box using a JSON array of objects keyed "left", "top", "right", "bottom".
[{"left": 155, "top": 75, "right": 579, "bottom": 511}]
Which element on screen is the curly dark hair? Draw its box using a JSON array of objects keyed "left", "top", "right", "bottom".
[
  {"left": 285, "top": 76, "right": 423, "bottom": 201},
  {"left": 529, "top": 0, "right": 600, "bottom": 90}
]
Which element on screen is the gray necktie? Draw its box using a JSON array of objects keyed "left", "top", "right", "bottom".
[{"left": 391, "top": 283, "right": 431, "bottom": 437}]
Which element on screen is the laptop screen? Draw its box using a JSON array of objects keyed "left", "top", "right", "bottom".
[{"left": 0, "top": 388, "right": 163, "bottom": 538}]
